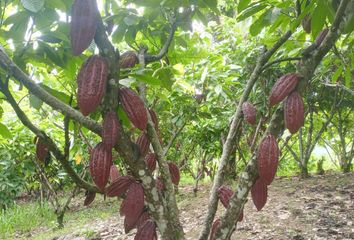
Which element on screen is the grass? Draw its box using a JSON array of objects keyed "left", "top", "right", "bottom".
[
  {"left": 0, "top": 202, "right": 55, "bottom": 239},
  {"left": 0, "top": 193, "right": 120, "bottom": 240}
]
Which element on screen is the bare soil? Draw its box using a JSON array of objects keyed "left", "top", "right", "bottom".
[{"left": 36, "top": 172, "right": 354, "bottom": 240}]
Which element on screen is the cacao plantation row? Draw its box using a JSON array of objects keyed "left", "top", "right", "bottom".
[{"left": 0, "top": 0, "right": 353, "bottom": 239}]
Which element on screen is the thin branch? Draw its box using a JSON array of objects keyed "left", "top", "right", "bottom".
[
  {"left": 199, "top": 30, "right": 293, "bottom": 240},
  {"left": 145, "top": 20, "right": 177, "bottom": 63},
  {"left": 163, "top": 120, "right": 187, "bottom": 156},
  {"left": 0, "top": 80, "right": 101, "bottom": 193},
  {"left": 262, "top": 57, "right": 301, "bottom": 71},
  {"left": 322, "top": 82, "right": 354, "bottom": 96},
  {"left": 212, "top": 1, "right": 350, "bottom": 238}
]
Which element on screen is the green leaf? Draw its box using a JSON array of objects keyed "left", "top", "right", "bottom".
[
  {"left": 123, "top": 14, "right": 140, "bottom": 26},
  {"left": 237, "top": 3, "right": 267, "bottom": 22},
  {"left": 332, "top": 65, "right": 343, "bottom": 83},
  {"left": 29, "top": 94, "right": 43, "bottom": 110},
  {"left": 0, "top": 123, "right": 12, "bottom": 139},
  {"left": 203, "top": 0, "right": 220, "bottom": 14},
  {"left": 39, "top": 84, "right": 71, "bottom": 103},
  {"left": 344, "top": 67, "right": 352, "bottom": 88},
  {"left": 311, "top": 1, "right": 327, "bottom": 39},
  {"left": 21, "top": 0, "right": 44, "bottom": 13},
  {"left": 130, "top": 73, "right": 163, "bottom": 87},
  {"left": 238, "top": 0, "right": 251, "bottom": 12}
]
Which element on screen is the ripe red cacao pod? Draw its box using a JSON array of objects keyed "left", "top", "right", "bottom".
[
  {"left": 145, "top": 153, "right": 157, "bottom": 172},
  {"left": 84, "top": 191, "right": 96, "bottom": 206},
  {"left": 209, "top": 218, "right": 221, "bottom": 240},
  {"left": 77, "top": 55, "right": 109, "bottom": 116},
  {"left": 109, "top": 164, "right": 120, "bottom": 183},
  {"left": 284, "top": 91, "right": 304, "bottom": 134},
  {"left": 118, "top": 88, "right": 148, "bottom": 131},
  {"left": 120, "top": 183, "right": 145, "bottom": 233},
  {"left": 269, "top": 73, "right": 300, "bottom": 107},
  {"left": 136, "top": 133, "right": 150, "bottom": 157},
  {"left": 119, "top": 51, "right": 138, "bottom": 69},
  {"left": 315, "top": 28, "right": 329, "bottom": 46},
  {"left": 70, "top": 0, "right": 99, "bottom": 56},
  {"left": 106, "top": 176, "right": 135, "bottom": 197},
  {"left": 301, "top": 15, "right": 311, "bottom": 34},
  {"left": 149, "top": 109, "right": 159, "bottom": 129},
  {"left": 242, "top": 101, "right": 257, "bottom": 125},
  {"left": 134, "top": 220, "right": 157, "bottom": 240},
  {"left": 156, "top": 177, "right": 164, "bottom": 191},
  {"left": 36, "top": 138, "right": 48, "bottom": 162},
  {"left": 102, "top": 111, "right": 121, "bottom": 149},
  {"left": 217, "top": 186, "right": 234, "bottom": 208},
  {"left": 251, "top": 178, "right": 268, "bottom": 211},
  {"left": 168, "top": 162, "right": 180, "bottom": 186},
  {"left": 89, "top": 142, "right": 112, "bottom": 191},
  {"left": 257, "top": 135, "right": 279, "bottom": 185},
  {"left": 136, "top": 211, "right": 151, "bottom": 230}
]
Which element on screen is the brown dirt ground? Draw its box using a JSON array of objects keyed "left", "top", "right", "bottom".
[{"left": 40, "top": 172, "right": 354, "bottom": 240}]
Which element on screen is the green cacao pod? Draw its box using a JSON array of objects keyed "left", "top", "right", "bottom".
[
  {"left": 70, "top": 0, "right": 99, "bottom": 55},
  {"left": 77, "top": 55, "right": 109, "bottom": 116}
]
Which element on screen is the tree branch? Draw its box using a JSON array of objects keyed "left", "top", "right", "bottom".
[
  {"left": 261, "top": 57, "right": 301, "bottom": 71},
  {"left": 199, "top": 30, "right": 293, "bottom": 240},
  {"left": 0, "top": 80, "right": 101, "bottom": 193},
  {"left": 145, "top": 21, "right": 177, "bottom": 64},
  {"left": 212, "top": 1, "right": 350, "bottom": 238}
]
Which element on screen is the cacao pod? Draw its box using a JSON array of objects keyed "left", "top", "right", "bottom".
[
  {"left": 118, "top": 88, "right": 148, "bottom": 130},
  {"left": 257, "top": 135, "right": 279, "bottom": 185},
  {"left": 156, "top": 177, "right": 165, "bottom": 191},
  {"left": 84, "top": 191, "right": 96, "bottom": 206},
  {"left": 70, "top": 0, "right": 99, "bottom": 56},
  {"left": 251, "top": 178, "right": 268, "bottom": 211},
  {"left": 217, "top": 186, "right": 234, "bottom": 208},
  {"left": 77, "top": 55, "right": 109, "bottom": 116},
  {"left": 242, "top": 101, "right": 257, "bottom": 125},
  {"left": 136, "top": 210, "right": 151, "bottom": 230},
  {"left": 134, "top": 219, "right": 157, "bottom": 240},
  {"left": 168, "top": 162, "right": 180, "bottom": 186},
  {"left": 149, "top": 109, "right": 159, "bottom": 129},
  {"left": 315, "top": 28, "right": 329, "bottom": 46},
  {"left": 120, "top": 183, "right": 145, "bottom": 233},
  {"left": 106, "top": 176, "right": 135, "bottom": 197},
  {"left": 119, "top": 51, "right": 138, "bottom": 69},
  {"left": 136, "top": 133, "right": 150, "bottom": 157},
  {"left": 301, "top": 15, "right": 312, "bottom": 34},
  {"left": 102, "top": 111, "right": 121, "bottom": 149},
  {"left": 284, "top": 91, "right": 304, "bottom": 134},
  {"left": 109, "top": 164, "right": 120, "bottom": 183},
  {"left": 89, "top": 142, "right": 112, "bottom": 190},
  {"left": 269, "top": 73, "right": 300, "bottom": 107},
  {"left": 36, "top": 137, "right": 48, "bottom": 162},
  {"left": 145, "top": 153, "right": 157, "bottom": 172},
  {"left": 209, "top": 218, "right": 221, "bottom": 240}
]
